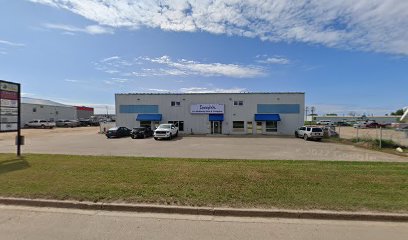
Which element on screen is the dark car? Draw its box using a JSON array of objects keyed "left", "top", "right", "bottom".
[
  {"left": 106, "top": 127, "right": 131, "bottom": 138},
  {"left": 366, "top": 122, "right": 387, "bottom": 128},
  {"left": 336, "top": 121, "right": 351, "bottom": 126},
  {"left": 131, "top": 127, "right": 153, "bottom": 139}
]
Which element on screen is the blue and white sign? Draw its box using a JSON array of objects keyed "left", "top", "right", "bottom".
[{"left": 191, "top": 104, "right": 224, "bottom": 114}]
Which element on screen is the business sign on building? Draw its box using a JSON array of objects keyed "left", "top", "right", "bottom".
[
  {"left": 0, "top": 80, "right": 20, "bottom": 132},
  {"left": 191, "top": 104, "right": 224, "bottom": 114}
]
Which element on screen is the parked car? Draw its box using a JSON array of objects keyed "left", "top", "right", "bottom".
[
  {"left": 131, "top": 127, "right": 153, "bottom": 139},
  {"left": 316, "top": 120, "right": 333, "bottom": 125},
  {"left": 295, "top": 126, "right": 323, "bottom": 141},
  {"left": 24, "top": 119, "right": 56, "bottom": 129},
  {"left": 106, "top": 127, "right": 131, "bottom": 138},
  {"left": 154, "top": 124, "right": 178, "bottom": 140},
  {"left": 336, "top": 121, "right": 352, "bottom": 126},
  {"left": 56, "top": 120, "right": 80, "bottom": 128}
]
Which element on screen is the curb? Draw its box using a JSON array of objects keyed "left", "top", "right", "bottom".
[{"left": 0, "top": 197, "right": 407, "bottom": 222}]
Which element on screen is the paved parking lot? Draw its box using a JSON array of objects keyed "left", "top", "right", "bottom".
[{"left": 0, "top": 127, "right": 406, "bottom": 162}]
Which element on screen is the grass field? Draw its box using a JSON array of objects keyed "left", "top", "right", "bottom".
[{"left": 0, "top": 153, "right": 407, "bottom": 212}]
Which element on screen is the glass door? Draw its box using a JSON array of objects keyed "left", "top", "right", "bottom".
[
  {"left": 256, "top": 121, "right": 263, "bottom": 134},
  {"left": 211, "top": 121, "right": 222, "bottom": 134}
]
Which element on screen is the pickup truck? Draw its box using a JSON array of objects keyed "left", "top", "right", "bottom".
[
  {"left": 295, "top": 126, "right": 323, "bottom": 141},
  {"left": 154, "top": 124, "right": 178, "bottom": 140},
  {"left": 24, "top": 119, "right": 56, "bottom": 129}
]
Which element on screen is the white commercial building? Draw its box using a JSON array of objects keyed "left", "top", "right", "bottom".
[
  {"left": 21, "top": 97, "right": 77, "bottom": 126},
  {"left": 115, "top": 92, "right": 305, "bottom": 135}
]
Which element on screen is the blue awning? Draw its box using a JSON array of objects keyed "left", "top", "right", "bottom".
[
  {"left": 254, "top": 114, "right": 281, "bottom": 121},
  {"left": 136, "top": 114, "right": 162, "bottom": 121},
  {"left": 209, "top": 114, "right": 224, "bottom": 121}
]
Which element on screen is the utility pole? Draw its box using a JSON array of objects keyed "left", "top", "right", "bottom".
[
  {"left": 305, "top": 106, "right": 309, "bottom": 120},
  {"left": 311, "top": 106, "right": 316, "bottom": 116}
]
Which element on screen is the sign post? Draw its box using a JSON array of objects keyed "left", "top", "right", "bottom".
[{"left": 0, "top": 80, "right": 22, "bottom": 156}]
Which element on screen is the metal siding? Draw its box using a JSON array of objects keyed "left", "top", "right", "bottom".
[
  {"left": 115, "top": 93, "right": 304, "bottom": 135},
  {"left": 257, "top": 104, "right": 300, "bottom": 114},
  {"left": 119, "top": 105, "right": 159, "bottom": 113}
]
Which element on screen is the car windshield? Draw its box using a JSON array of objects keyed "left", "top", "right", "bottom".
[
  {"left": 109, "top": 127, "right": 118, "bottom": 131},
  {"left": 159, "top": 124, "right": 171, "bottom": 129},
  {"left": 312, "top": 128, "right": 323, "bottom": 132}
]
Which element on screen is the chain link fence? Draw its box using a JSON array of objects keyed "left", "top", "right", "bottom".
[{"left": 336, "top": 126, "right": 408, "bottom": 147}]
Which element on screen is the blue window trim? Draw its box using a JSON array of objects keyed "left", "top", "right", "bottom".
[
  {"left": 120, "top": 105, "right": 159, "bottom": 113},
  {"left": 257, "top": 104, "right": 300, "bottom": 114}
]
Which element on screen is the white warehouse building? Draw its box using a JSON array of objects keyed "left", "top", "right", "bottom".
[
  {"left": 21, "top": 97, "right": 77, "bottom": 126},
  {"left": 115, "top": 92, "right": 305, "bottom": 135}
]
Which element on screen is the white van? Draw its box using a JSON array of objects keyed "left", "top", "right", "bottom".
[{"left": 316, "top": 120, "right": 332, "bottom": 125}]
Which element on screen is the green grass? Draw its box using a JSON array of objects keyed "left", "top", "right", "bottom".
[{"left": 0, "top": 153, "right": 407, "bottom": 212}]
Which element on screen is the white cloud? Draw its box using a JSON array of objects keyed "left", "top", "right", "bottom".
[
  {"left": 64, "top": 79, "right": 79, "bottom": 83},
  {"left": 179, "top": 87, "right": 246, "bottom": 93},
  {"left": 148, "top": 88, "right": 171, "bottom": 93},
  {"left": 0, "top": 39, "right": 25, "bottom": 47},
  {"left": 104, "top": 78, "right": 129, "bottom": 85},
  {"left": 31, "top": 0, "right": 408, "bottom": 55},
  {"left": 97, "top": 55, "right": 265, "bottom": 78},
  {"left": 257, "top": 56, "right": 290, "bottom": 65},
  {"left": 43, "top": 23, "right": 114, "bottom": 35}
]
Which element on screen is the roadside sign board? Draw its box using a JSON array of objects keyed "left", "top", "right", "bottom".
[
  {"left": 0, "top": 80, "right": 22, "bottom": 156},
  {"left": 0, "top": 80, "right": 20, "bottom": 133},
  {"left": 0, "top": 99, "right": 18, "bottom": 107},
  {"left": 0, "top": 82, "right": 18, "bottom": 92}
]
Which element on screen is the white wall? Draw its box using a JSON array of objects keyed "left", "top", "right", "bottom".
[
  {"left": 116, "top": 93, "right": 304, "bottom": 135},
  {"left": 21, "top": 103, "right": 77, "bottom": 126}
]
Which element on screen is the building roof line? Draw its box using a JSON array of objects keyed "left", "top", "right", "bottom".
[{"left": 116, "top": 92, "right": 305, "bottom": 95}]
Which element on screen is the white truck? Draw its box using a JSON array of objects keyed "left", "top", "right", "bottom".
[
  {"left": 154, "top": 124, "right": 178, "bottom": 140},
  {"left": 295, "top": 126, "right": 324, "bottom": 141},
  {"left": 25, "top": 119, "right": 56, "bottom": 129}
]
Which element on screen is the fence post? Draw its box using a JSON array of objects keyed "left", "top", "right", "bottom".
[{"left": 379, "top": 127, "right": 382, "bottom": 148}]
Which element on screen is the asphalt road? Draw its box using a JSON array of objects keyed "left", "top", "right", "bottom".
[
  {"left": 0, "top": 205, "right": 407, "bottom": 240},
  {"left": 0, "top": 127, "right": 406, "bottom": 161}
]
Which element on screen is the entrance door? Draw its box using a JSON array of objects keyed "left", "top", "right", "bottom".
[
  {"left": 211, "top": 121, "right": 222, "bottom": 134},
  {"left": 256, "top": 121, "right": 263, "bottom": 134},
  {"left": 247, "top": 121, "right": 253, "bottom": 134}
]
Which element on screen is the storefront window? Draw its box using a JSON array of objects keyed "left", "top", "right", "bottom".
[
  {"left": 232, "top": 121, "right": 245, "bottom": 132},
  {"left": 140, "top": 121, "right": 151, "bottom": 128},
  {"left": 153, "top": 121, "right": 160, "bottom": 129},
  {"left": 168, "top": 121, "right": 184, "bottom": 131},
  {"left": 266, "top": 121, "right": 278, "bottom": 132}
]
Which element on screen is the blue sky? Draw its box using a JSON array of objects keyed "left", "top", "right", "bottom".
[{"left": 0, "top": 0, "right": 407, "bottom": 115}]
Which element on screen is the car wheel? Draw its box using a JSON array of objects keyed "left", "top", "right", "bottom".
[
  {"left": 41, "top": 125, "right": 45, "bottom": 129},
  {"left": 169, "top": 134, "right": 173, "bottom": 140},
  {"left": 295, "top": 132, "right": 298, "bottom": 138},
  {"left": 304, "top": 135, "right": 308, "bottom": 141},
  {"left": 131, "top": 135, "right": 135, "bottom": 139},
  {"left": 154, "top": 137, "right": 159, "bottom": 140},
  {"left": 175, "top": 131, "right": 178, "bottom": 137},
  {"left": 316, "top": 138, "right": 322, "bottom": 142}
]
